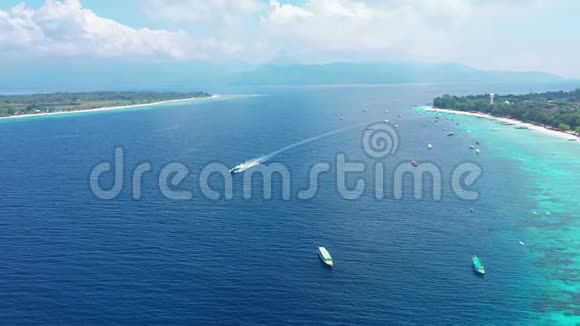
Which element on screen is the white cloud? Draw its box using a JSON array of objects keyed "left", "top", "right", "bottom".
[
  {"left": 0, "top": 0, "right": 239, "bottom": 59},
  {"left": 266, "top": 1, "right": 313, "bottom": 23}
]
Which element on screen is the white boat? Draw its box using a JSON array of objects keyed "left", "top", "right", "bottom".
[
  {"left": 318, "top": 247, "right": 333, "bottom": 267},
  {"left": 428, "top": 144, "right": 432, "bottom": 149},
  {"left": 476, "top": 149, "right": 480, "bottom": 154}
]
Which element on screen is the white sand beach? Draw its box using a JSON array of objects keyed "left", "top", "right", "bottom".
[
  {"left": 0, "top": 95, "right": 220, "bottom": 121},
  {"left": 423, "top": 106, "right": 579, "bottom": 141}
]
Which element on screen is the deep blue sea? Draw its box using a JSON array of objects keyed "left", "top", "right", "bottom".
[{"left": 0, "top": 83, "right": 579, "bottom": 325}]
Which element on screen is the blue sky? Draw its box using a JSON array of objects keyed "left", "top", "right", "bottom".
[{"left": 1, "top": 0, "right": 580, "bottom": 79}]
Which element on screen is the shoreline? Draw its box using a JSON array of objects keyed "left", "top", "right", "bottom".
[
  {"left": 422, "top": 106, "right": 579, "bottom": 141},
  {"left": 0, "top": 94, "right": 219, "bottom": 121}
]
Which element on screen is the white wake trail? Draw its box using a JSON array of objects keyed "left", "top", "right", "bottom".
[{"left": 233, "top": 123, "right": 365, "bottom": 172}]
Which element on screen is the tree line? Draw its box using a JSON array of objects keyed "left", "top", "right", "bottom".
[
  {"left": 0, "top": 91, "right": 211, "bottom": 117},
  {"left": 433, "top": 89, "right": 580, "bottom": 134}
]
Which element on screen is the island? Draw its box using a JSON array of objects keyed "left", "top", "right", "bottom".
[
  {"left": 432, "top": 89, "right": 580, "bottom": 135},
  {"left": 0, "top": 91, "right": 212, "bottom": 118}
]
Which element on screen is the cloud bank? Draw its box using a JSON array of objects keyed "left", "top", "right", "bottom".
[{"left": 1, "top": 0, "right": 579, "bottom": 76}]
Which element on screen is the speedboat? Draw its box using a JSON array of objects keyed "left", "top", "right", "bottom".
[
  {"left": 318, "top": 247, "right": 333, "bottom": 267},
  {"left": 229, "top": 165, "right": 243, "bottom": 174},
  {"left": 472, "top": 256, "right": 485, "bottom": 275}
]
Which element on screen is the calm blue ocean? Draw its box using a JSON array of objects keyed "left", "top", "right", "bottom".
[{"left": 0, "top": 83, "right": 578, "bottom": 325}]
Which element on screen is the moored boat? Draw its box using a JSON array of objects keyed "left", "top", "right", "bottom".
[
  {"left": 472, "top": 256, "right": 485, "bottom": 275},
  {"left": 318, "top": 247, "right": 333, "bottom": 267}
]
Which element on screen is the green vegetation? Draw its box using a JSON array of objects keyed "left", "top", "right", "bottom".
[
  {"left": 0, "top": 91, "right": 211, "bottom": 118},
  {"left": 433, "top": 89, "right": 580, "bottom": 132}
]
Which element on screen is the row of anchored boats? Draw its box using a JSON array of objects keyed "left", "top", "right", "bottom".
[{"left": 435, "top": 113, "right": 486, "bottom": 276}]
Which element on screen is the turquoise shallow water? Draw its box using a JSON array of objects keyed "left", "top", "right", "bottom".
[
  {"left": 420, "top": 108, "right": 580, "bottom": 323},
  {"left": 0, "top": 84, "right": 578, "bottom": 324}
]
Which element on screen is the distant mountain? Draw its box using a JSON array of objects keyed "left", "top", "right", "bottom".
[
  {"left": 231, "top": 62, "right": 564, "bottom": 86},
  {"left": 0, "top": 59, "right": 567, "bottom": 93}
]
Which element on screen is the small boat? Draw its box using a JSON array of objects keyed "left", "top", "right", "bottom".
[
  {"left": 469, "top": 145, "right": 474, "bottom": 149},
  {"left": 340, "top": 116, "right": 343, "bottom": 120},
  {"left": 363, "top": 108, "right": 367, "bottom": 112},
  {"left": 472, "top": 256, "right": 485, "bottom": 275},
  {"left": 476, "top": 149, "right": 480, "bottom": 154},
  {"left": 411, "top": 160, "right": 418, "bottom": 166},
  {"left": 568, "top": 138, "right": 577, "bottom": 141},
  {"left": 448, "top": 132, "right": 455, "bottom": 136},
  {"left": 384, "top": 119, "right": 389, "bottom": 123},
  {"left": 318, "top": 247, "right": 333, "bottom": 267},
  {"left": 229, "top": 165, "right": 243, "bottom": 174},
  {"left": 476, "top": 141, "right": 480, "bottom": 145},
  {"left": 427, "top": 144, "right": 432, "bottom": 149},
  {"left": 515, "top": 126, "right": 529, "bottom": 130},
  {"left": 395, "top": 124, "right": 399, "bottom": 128}
]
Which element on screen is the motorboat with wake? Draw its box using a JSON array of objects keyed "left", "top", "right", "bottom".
[{"left": 229, "top": 160, "right": 260, "bottom": 174}]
